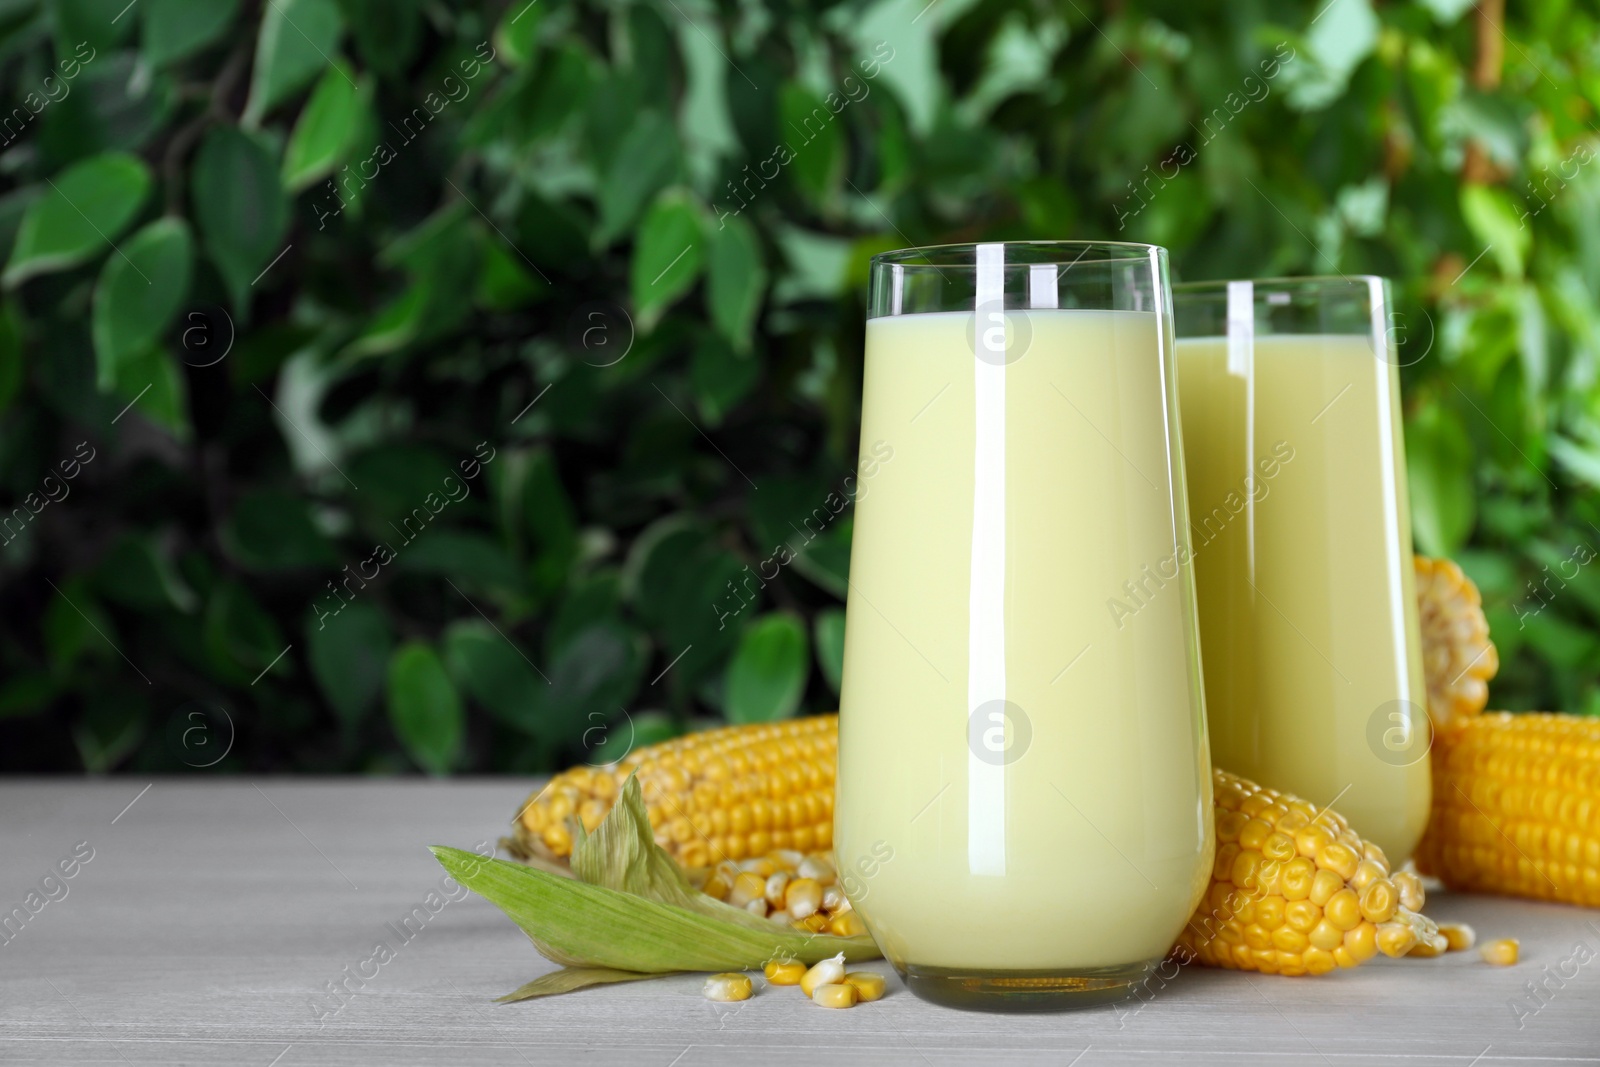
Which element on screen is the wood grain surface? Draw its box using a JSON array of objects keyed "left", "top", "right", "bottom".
[{"left": 1, "top": 780, "right": 1596, "bottom": 1066}]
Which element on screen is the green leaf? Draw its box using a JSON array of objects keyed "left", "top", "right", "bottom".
[
  {"left": 1460, "top": 184, "right": 1530, "bottom": 281},
  {"left": 706, "top": 215, "right": 765, "bottom": 352},
  {"left": 1406, "top": 403, "right": 1476, "bottom": 557},
  {"left": 52, "top": 0, "right": 136, "bottom": 55},
  {"left": 113, "top": 345, "right": 189, "bottom": 438},
  {"left": 307, "top": 600, "right": 393, "bottom": 732},
  {"left": 388, "top": 642, "right": 463, "bottom": 774},
  {"left": 631, "top": 191, "right": 703, "bottom": 330},
  {"left": 627, "top": 520, "right": 746, "bottom": 690},
  {"left": 96, "top": 533, "right": 198, "bottom": 612},
  {"left": 690, "top": 335, "right": 759, "bottom": 426},
  {"left": 778, "top": 83, "right": 844, "bottom": 207},
  {"left": 0, "top": 300, "right": 21, "bottom": 415},
  {"left": 813, "top": 609, "right": 846, "bottom": 696},
  {"left": 443, "top": 620, "right": 548, "bottom": 737},
  {"left": 192, "top": 126, "right": 289, "bottom": 309},
  {"left": 497, "top": 967, "right": 672, "bottom": 1003},
  {"left": 596, "top": 110, "right": 679, "bottom": 245},
  {"left": 203, "top": 581, "right": 286, "bottom": 683},
  {"left": 243, "top": 0, "right": 345, "bottom": 126},
  {"left": 493, "top": 0, "right": 542, "bottom": 67},
  {"left": 724, "top": 613, "right": 808, "bottom": 723},
  {"left": 143, "top": 0, "right": 241, "bottom": 66},
  {"left": 74, "top": 693, "right": 148, "bottom": 773},
  {"left": 92, "top": 218, "right": 193, "bottom": 390},
  {"left": 4, "top": 152, "right": 151, "bottom": 286},
  {"left": 538, "top": 621, "right": 645, "bottom": 746},
  {"left": 282, "top": 62, "right": 366, "bottom": 192},
  {"left": 394, "top": 531, "right": 524, "bottom": 591},
  {"left": 223, "top": 489, "right": 337, "bottom": 570},
  {"left": 337, "top": 0, "right": 422, "bottom": 75}
]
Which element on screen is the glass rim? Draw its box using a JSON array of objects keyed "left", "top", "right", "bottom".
[
  {"left": 871, "top": 240, "right": 1165, "bottom": 270},
  {"left": 1171, "top": 274, "right": 1387, "bottom": 294}
]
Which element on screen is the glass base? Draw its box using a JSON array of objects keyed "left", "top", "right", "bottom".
[{"left": 901, "top": 958, "right": 1158, "bottom": 1012}]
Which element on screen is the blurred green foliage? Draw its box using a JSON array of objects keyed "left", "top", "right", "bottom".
[{"left": 0, "top": 0, "right": 1596, "bottom": 774}]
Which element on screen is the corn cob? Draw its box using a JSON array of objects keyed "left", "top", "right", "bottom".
[
  {"left": 508, "top": 716, "right": 1442, "bottom": 974},
  {"left": 511, "top": 716, "right": 836, "bottom": 868},
  {"left": 1175, "top": 768, "right": 1443, "bottom": 974},
  {"left": 1414, "top": 555, "right": 1498, "bottom": 726},
  {"left": 1415, "top": 711, "right": 1600, "bottom": 906},
  {"left": 1410, "top": 556, "right": 1600, "bottom": 909}
]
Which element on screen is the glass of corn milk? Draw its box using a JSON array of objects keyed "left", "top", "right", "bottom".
[
  {"left": 1172, "top": 277, "right": 1430, "bottom": 864},
  {"left": 836, "top": 242, "right": 1214, "bottom": 1010}
]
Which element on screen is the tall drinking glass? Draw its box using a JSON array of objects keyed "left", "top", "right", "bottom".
[
  {"left": 1172, "top": 277, "right": 1429, "bottom": 863},
  {"left": 837, "top": 242, "right": 1213, "bottom": 1011}
]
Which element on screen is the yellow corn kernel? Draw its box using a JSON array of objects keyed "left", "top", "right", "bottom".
[
  {"left": 798, "top": 913, "right": 830, "bottom": 933},
  {"left": 764, "top": 872, "right": 790, "bottom": 908},
  {"left": 1309, "top": 868, "right": 1345, "bottom": 908},
  {"left": 1407, "top": 939, "right": 1446, "bottom": 958},
  {"left": 1358, "top": 879, "right": 1398, "bottom": 924},
  {"left": 1324, "top": 889, "right": 1362, "bottom": 932},
  {"left": 785, "top": 877, "right": 823, "bottom": 919},
  {"left": 826, "top": 911, "right": 867, "bottom": 937},
  {"left": 1343, "top": 924, "right": 1378, "bottom": 964},
  {"left": 1441, "top": 923, "right": 1476, "bottom": 951},
  {"left": 1278, "top": 858, "right": 1316, "bottom": 901},
  {"left": 745, "top": 898, "right": 769, "bottom": 918},
  {"left": 811, "top": 983, "right": 858, "bottom": 1008},
  {"left": 704, "top": 973, "right": 753, "bottom": 1002},
  {"left": 1308, "top": 920, "right": 1343, "bottom": 952},
  {"left": 1480, "top": 939, "right": 1519, "bottom": 966},
  {"left": 1391, "top": 869, "right": 1425, "bottom": 913},
  {"left": 728, "top": 871, "right": 766, "bottom": 908},
  {"left": 1375, "top": 921, "right": 1418, "bottom": 958},
  {"left": 844, "top": 972, "right": 886, "bottom": 1002},
  {"left": 764, "top": 958, "right": 805, "bottom": 985},
  {"left": 801, "top": 953, "right": 846, "bottom": 997}
]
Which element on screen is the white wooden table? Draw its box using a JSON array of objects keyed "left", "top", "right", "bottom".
[{"left": 2, "top": 780, "right": 1596, "bottom": 1066}]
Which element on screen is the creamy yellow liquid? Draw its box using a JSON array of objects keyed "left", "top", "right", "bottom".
[
  {"left": 1176, "top": 334, "right": 1429, "bottom": 862},
  {"left": 837, "top": 309, "right": 1213, "bottom": 972}
]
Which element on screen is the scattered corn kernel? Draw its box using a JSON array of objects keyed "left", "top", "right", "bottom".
[
  {"left": 844, "top": 972, "right": 886, "bottom": 1002},
  {"left": 764, "top": 958, "right": 805, "bottom": 985},
  {"left": 703, "top": 973, "right": 753, "bottom": 1002},
  {"left": 1441, "top": 923, "right": 1476, "bottom": 951},
  {"left": 811, "top": 983, "right": 858, "bottom": 1008},
  {"left": 1480, "top": 939, "right": 1519, "bottom": 966},
  {"left": 800, "top": 953, "right": 845, "bottom": 997}
]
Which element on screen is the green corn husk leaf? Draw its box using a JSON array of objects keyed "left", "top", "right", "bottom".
[
  {"left": 569, "top": 776, "right": 824, "bottom": 935},
  {"left": 496, "top": 966, "right": 680, "bottom": 1002},
  {"left": 431, "top": 775, "right": 878, "bottom": 988}
]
